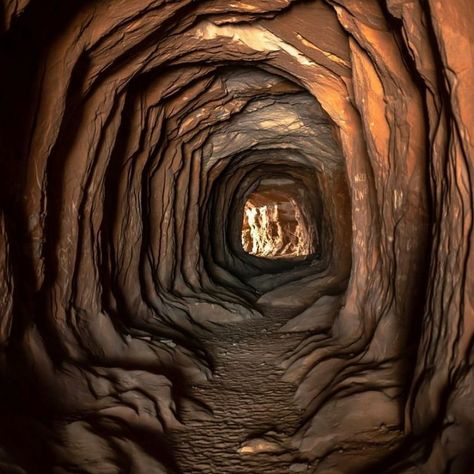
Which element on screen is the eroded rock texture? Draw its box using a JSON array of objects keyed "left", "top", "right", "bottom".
[{"left": 0, "top": 1, "right": 473, "bottom": 473}]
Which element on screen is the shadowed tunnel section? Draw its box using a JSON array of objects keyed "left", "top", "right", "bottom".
[{"left": 0, "top": 1, "right": 473, "bottom": 473}]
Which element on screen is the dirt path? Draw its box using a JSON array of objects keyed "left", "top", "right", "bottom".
[{"left": 168, "top": 310, "right": 312, "bottom": 474}]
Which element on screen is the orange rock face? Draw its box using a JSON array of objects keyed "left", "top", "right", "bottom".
[{"left": 0, "top": 1, "right": 473, "bottom": 473}]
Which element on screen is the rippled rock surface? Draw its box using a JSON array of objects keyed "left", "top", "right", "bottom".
[{"left": 0, "top": 1, "right": 473, "bottom": 473}]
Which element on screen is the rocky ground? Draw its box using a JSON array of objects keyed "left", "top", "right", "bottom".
[{"left": 169, "top": 309, "right": 313, "bottom": 474}]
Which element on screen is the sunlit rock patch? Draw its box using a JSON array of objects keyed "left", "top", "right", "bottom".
[
  {"left": 242, "top": 199, "right": 313, "bottom": 258},
  {"left": 241, "top": 191, "right": 315, "bottom": 259}
]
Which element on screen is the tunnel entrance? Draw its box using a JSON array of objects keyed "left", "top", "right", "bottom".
[{"left": 241, "top": 179, "right": 316, "bottom": 259}]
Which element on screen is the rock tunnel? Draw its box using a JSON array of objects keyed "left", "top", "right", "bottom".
[{"left": 0, "top": 1, "right": 473, "bottom": 473}]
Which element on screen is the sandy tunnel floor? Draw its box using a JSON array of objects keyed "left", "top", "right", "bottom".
[{"left": 169, "top": 309, "right": 313, "bottom": 473}]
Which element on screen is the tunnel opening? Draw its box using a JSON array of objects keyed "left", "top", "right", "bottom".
[
  {"left": 241, "top": 178, "right": 317, "bottom": 260},
  {"left": 204, "top": 141, "right": 350, "bottom": 310}
]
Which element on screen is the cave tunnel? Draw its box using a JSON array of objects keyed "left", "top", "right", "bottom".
[{"left": 0, "top": 1, "right": 473, "bottom": 473}]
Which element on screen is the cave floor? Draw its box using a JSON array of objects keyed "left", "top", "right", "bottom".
[{"left": 168, "top": 308, "right": 313, "bottom": 474}]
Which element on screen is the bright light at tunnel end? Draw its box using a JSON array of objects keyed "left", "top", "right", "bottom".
[{"left": 241, "top": 199, "right": 314, "bottom": 258}]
